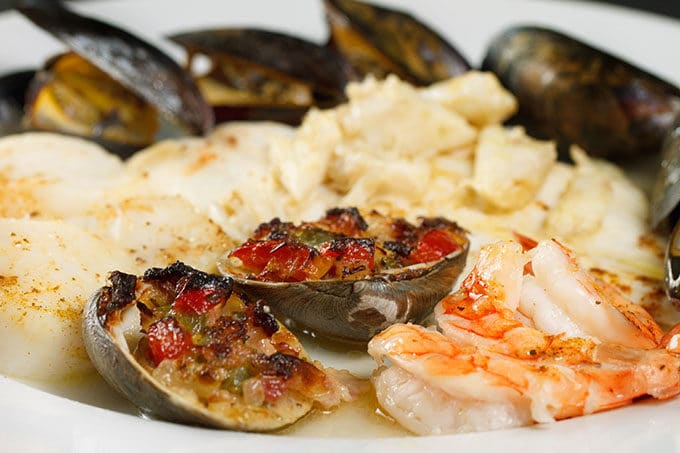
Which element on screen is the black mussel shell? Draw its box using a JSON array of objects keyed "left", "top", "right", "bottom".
[
  {"left": 169, "top": 28, "right": 353, "bottom": 106},
  {"left": 482, "top": 26, "right": 680, "bottom": 158},
  {"left": 323, "top": 0, "right": 470, "bottom": 85},
  {"left": 18, "top": 2, "right": 213, "bottom": 136}
]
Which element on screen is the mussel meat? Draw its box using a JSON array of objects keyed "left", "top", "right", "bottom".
[
  {"left": 218, "top": 208, "right": 470, "bottom": 344},
  {"left": 25, "top": 53, "right": 158, "bottom": 149},
  {"left": 83, "top": 262, "right": 354, "bottom": 431},
  {"left": 323, "top": 0, "right": 471, "bottom": 85},
  {"left": 482, "top": 26, "right": 680, "bottom": 158}
]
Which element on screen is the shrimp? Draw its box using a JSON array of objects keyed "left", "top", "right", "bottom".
[
  {"left": 369, "top": 239, "right": 680, "bottom": 435},
  {"left": 369, "top": 324, "right": 680, "bottom": 435},
  {"left": 435, "top": 239, "right": 662, "bottom": 357}
]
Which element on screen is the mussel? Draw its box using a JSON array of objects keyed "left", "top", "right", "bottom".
[
  {"left": 482, "top": 26, "right": 680, "bottom": 158},
  {"left": 323, "top": 0, "right": 471, "bottom": 84},
  {"left": 83, "top": 262, "right": 350, "bottom": 431},
  {"left": 169, "top": 28, "right": 353, "bottom": 125},
  {"left": 4, "top": 2, "right": 213, "bottom": 155},
  {"left": 218, "top": 208, "right": 470, "bottom": 344}
]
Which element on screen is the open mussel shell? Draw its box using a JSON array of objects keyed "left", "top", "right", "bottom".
[
  {"left": 0, "top": 70, "right": 34, "bottom": 135},
  {"left": 18, "top": 2, "right": 213, "bottom": 136},
  {"left": 24, "top": 52, "right": 159, "bottom": 154},
  {"left": 169, "top": 28, "right": 352, "bottom": 107},
  {"left": 482, "top": 26, "right": 680, "bottom": 158},
  {"left": 219, "top": 245, "right": 469, "bottom": 345},
  {"left": 323, "top": 0, "right": 470, "bottom": 85}
]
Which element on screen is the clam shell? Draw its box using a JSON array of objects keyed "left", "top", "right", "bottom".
[
  {"left": 221, "top": 244, "right": 469, "bottom": 344},
  {"left": 83, "top": 285, "right": 311, "bottom": 431}
]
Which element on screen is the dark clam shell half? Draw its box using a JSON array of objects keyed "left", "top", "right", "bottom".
[{"left": 219, "top": 244, "right": 469, "bottom": 345}]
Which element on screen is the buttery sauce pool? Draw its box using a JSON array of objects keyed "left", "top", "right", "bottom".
[{"left": 22, "top": 339, "right": 409, "bottom": 438}]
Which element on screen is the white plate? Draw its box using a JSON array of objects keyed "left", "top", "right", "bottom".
[{"left": 2, "top": 1, "right": 680, "bottom": 452}]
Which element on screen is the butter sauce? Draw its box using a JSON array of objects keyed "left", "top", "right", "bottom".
[{"left": 20, "top": 337, "right": 410, "bottom": 437}]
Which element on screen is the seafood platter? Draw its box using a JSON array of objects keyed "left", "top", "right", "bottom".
[{"left": 1, "top": 0, "right": 680, "bottom": 451}]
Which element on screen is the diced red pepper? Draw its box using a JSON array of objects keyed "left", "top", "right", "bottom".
[
  {"left": 147, "top": 318, "right": 192, "bottom": 365},
  {"left": 338, "top": 240, "right": 374, "bottom": 272},
  {"left": 318, "top": 208, "right": 367, "bottom": 236},
  {"left": 261, "top": 243, "right": 312, "bottom": 282},
  {"left": 261, "top": 375, "right": 287, "bottom": 403},
  {"left": 409, "top": 229, "right": 460, "bottom": 264},
  {"left": 322, "top": 238, "right": 374, "bottom": 278},
  {"left": 174, "top": 288, "right": 221, "bottom": 315},
  {"left": 230, "top": 240, "right": 284, "bottom": 273}
]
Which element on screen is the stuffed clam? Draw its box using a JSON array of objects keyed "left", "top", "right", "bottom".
[
  {"left": 218, "top": 208, "right": 470, "bottom": 344},
  {"left": 83, "top": 262, "right": 360, "bottom": 431}
]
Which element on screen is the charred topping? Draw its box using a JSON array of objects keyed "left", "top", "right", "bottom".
[
  {"left": 327, "top": 237, "right": 374, "bottom": 254},
  {"left": 250, "top": 300, "right": 279, "bottom": 336},
  {"left": 97, "top": 271, "right": 137, "bottom": 325},
  {"left": 383, "top": 240, "right": 412, "bottom": 257},
  {"left": 389, "top": 218, "right": 416, "bottom": 241},
  {"left": 143, "top": 261, "right": 232, "bottom": 293},
  {"left": 420, "top": 216, "right": 462, "bottom": 230},
  {"left": 227, "top": 207, "right": 468, "bottom": 282},
  {"left": 203, "top": 316, "right": 248, "bottom": 358},
  {"left": 142, "top": 261, "right": 233, "bottom": 311},
  {"left": 253, "top": 218, "right": 294, "bottom": 240},
  {"left": 254, "top": 352, "right": 312, "bottom": 380},
  {"left": 323, "top": 207, "right": 368, "bottom": 233}
]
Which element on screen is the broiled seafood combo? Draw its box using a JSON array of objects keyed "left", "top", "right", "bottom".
[
  {"left": 219, "top": 208, "right": 469, "bottom": 344},
  {"left": 370, "top": 239, "right": 680, "bottom": 435},
  {"left": 84, "top": 262, "right": 364, "bottom": 431}
]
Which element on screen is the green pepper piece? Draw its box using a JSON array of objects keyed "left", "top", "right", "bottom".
[{"left": 221, "top": 366, "right": 251, "bottom": 394}]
